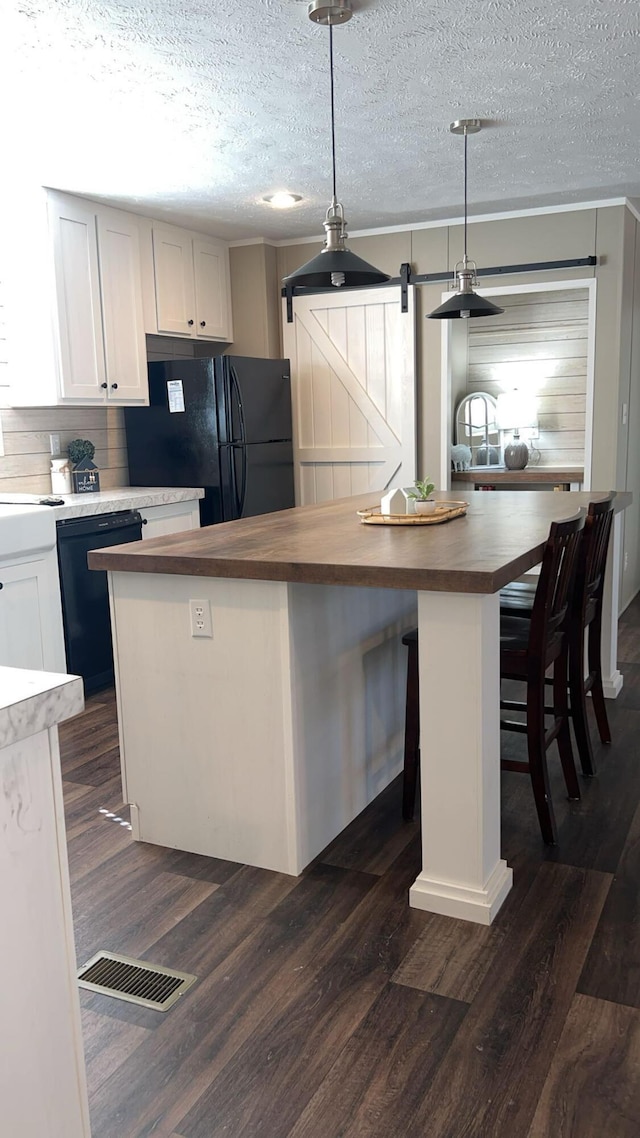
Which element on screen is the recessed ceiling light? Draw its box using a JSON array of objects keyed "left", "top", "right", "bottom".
[{"left": 262, "top": 192, "right": 303, "bottom": 209}]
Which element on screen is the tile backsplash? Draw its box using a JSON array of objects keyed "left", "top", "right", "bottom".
[{"left": 0, "top": 336, "right": 226, "bottom": 495}]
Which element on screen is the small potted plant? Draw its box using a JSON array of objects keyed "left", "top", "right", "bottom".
[{"left": 408, "top": 477, "right": 436, "bottom": 514}]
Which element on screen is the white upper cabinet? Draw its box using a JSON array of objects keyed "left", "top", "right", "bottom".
[
  {"left": 152, "top": 225, "right": 233, "bottom": 342},
  {"left": 6, "top": 191, "right": 148, "bottom": 407},
  {"left": 152, "top": 227, "right": 197, "bottom": 336},
  {"left": 97, "top": 210, "right": 147, "bottom": 401},
  {"left": 193, "top": 237, "right": 231, "bottom": 340},
  {"left": 49, "top": 196, "right": 107, "bottom": 401},
  {"left": 47, "top": 193, "right": 148, "bottom": 406},
  {"left": 4, "top": 188, "right": 232, "bottom": 407}
]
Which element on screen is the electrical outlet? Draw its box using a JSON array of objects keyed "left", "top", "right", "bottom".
[
  {"left": 49, "top": 432, "right": 61, "bottom": 456},
  {"left": 624, "top": 550, "right": 629, "bottom": 572},
  {"left": 189, "top": 599, "right": 213, "bottom": 638}
]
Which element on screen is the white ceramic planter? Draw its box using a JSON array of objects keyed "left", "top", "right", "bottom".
[{"left": 414, "top": 500, "right": 436, "bottom": 515}]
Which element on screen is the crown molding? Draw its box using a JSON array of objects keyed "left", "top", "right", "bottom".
[
  {"left": 228, "top": 236, "right": 280, "bottom": 248},
  {"left": 261, "top": 197, "right": 632, "bottom": 248}
]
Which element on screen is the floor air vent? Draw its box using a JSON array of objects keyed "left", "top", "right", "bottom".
[{"left": 77, "top": 951, "right": 196, "bottom": 1011}]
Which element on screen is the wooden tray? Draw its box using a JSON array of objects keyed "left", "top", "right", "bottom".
[{"left": 357, "top": 501, "right": 468, "bottom": 526}]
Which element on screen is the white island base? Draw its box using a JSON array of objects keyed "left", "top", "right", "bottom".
[
  {"left": 110, "top": 573, "right": 514, "bottom": 924},
  {"left": 111, "top": 572, "right": 417, "bottom": 876}
]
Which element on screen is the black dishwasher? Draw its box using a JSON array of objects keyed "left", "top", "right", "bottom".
[{"left": 56, "top": 510, "right": 143, "bottom": 693}]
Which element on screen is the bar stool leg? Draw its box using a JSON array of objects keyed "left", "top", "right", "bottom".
[
  {"left": 555, "top": 650, "right": 582, "bottom": 797},
  {"left": 569, "top": 627, "right": 597, "bottom": 777},
  {"left": 527, "top": 674, "right": 558, "bottom": 845},
  {"left": 589, "top": 615, "right": 612, "bottom": 744}
]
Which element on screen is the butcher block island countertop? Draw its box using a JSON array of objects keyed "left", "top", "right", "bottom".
[
  {"left": 94, "top": 488, "right": 631, "bottom": 927},
  {"left": 88, "top": 489, "right": 629, "bottom": 594}
]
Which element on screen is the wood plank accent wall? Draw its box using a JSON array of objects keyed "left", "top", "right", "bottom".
[
  {"left": 466, "top": 288, "right": 588, "bottom": 468},
  {"left": 0, "top": 335, "right": 221, "bottom": 495},
  {"left": 0, "top": 407, "right": 128, "bottom": 495}
]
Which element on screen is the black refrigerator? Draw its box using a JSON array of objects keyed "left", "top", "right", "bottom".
[{"left": 124, "top": 356, "right": 295, "bottom": 526}]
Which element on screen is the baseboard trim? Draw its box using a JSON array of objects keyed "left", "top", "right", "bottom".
[
  {"left": 409, "top": 859, "right": 513, "bottom": 926},
  {"left": 603, "top": 671, "right": 624, "bottom": 699}
]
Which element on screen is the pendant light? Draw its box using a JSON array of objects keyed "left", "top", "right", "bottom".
[
  {"left": 428, "top": 120, "right": 504, "bottom": 320},
  {"left": 283, "top": 1, "right": 390, "bottom": 291}
]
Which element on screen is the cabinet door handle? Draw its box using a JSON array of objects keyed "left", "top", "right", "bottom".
[
  {"left": 200, "top": 320, "right": 206, "bottom": 328},
  {"left": 141, "top": 518, "right": 148, "bottom": 525},
  {"left": 101, "top": 382, "right": 108, "bottom": 389},
  {"left": 111, "top": 383, "right": 118, "bottom": 390},
  {"left": 188, "top": 319, "right": 194, "bottom": 326},
  {"left": 0, "top": 582, "right": 3, "bottom": 590}
]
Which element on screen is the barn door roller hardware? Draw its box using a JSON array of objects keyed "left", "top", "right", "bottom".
[{"left": 284, "top": 256, "right": 597, "bottom": 320}]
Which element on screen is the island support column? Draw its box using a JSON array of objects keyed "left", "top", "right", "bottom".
[
  {"left": 601, "top": 511, "right": 624, "bottom": 698},
  {"left": 409, "top": 590, "right": 513, "bottom": 925}
]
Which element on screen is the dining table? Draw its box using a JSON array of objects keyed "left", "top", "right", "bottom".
[{"left": 90, "top": 488, "right": 631, "bottom": 925}]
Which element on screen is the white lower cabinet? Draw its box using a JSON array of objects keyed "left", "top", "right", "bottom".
[
  {"left": 0, "top": 550, "right": 66, "bottom": 673},
  {"left": 1, "top": 674, "right": 91, "bottom": 1138},
  {"left": 139, "top": 499, "right": 201, "bottom": 539}
]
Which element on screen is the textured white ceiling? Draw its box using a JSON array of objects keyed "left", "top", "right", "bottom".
[{"left": 4, "top": 0, "right": 640, "bottom": 239}]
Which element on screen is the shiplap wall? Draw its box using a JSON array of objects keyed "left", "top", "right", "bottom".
[
  {"left": 466, "top": 288, "right": 588, "bottom": 467},
  {"left": 0, "top": 335, "right": 223, "bottom": 495}
]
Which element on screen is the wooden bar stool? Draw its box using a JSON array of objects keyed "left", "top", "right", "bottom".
[
  {"left": 401, "top": 511, "right": 586, "bottom": 843},
  {"left": 500, "top": 493, "right": 615, "bottom": 777}
]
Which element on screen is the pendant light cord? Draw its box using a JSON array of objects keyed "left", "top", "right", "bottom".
[
  {"left": 329, "top": 22, "right": 337, "bottom": 201},
  {"left": 463, "top": 125, "right": 468, "bottom": 264}
]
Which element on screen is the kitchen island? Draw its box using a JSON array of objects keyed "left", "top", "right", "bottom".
[
  {"left": 0, "top": 666, "right": 89, "bottom": 1138},
  {"left": 90, "top": 489, "right": 630, "bottom": 925}
]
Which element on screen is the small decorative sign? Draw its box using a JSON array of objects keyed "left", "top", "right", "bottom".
[
  {"left": 72, "top": 464, "right": 101, "bottom": 494},
  {"left": 68, "top": 438, "right": 100, "bottom": 494}
]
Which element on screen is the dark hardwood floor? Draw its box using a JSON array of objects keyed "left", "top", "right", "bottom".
[{"left": 60, "top": 594, "right": 640, "bottom": 1138}]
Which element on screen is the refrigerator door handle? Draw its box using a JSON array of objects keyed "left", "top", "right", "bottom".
[
  {"left": 225, "top": 444, "right": 242, "bottom": 519},
  {"left": 229, "top": 365, "right": 247, "bottom": 446},
  {"left": 231, "top": 443, "right": 248, "bottom": 516}
]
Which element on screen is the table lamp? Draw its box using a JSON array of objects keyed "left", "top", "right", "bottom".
[{"left": 496, "top": 390, "right": 538, "bottom": 470}]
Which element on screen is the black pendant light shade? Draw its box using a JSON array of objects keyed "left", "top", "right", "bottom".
[
  {"left": 283, "top": 246, "right": 389, "bottom": 289},
  {"left": 283, "top": 2, "right": 389, "bottom": 292},
  {"left": 428, "top": 287, "right": 505, "bottom": 319},
  {"left": 428, "top": 119, "right": 503, "bottom": 321}
]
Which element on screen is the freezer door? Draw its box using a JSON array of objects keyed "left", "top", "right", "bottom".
[
  {"left": 125, "top": 360, "right": 222, "bottom": 488},
  {"left": 219, "top": 357, "right": 293, "bottom": 444},
  {"left": 225, "top": 441, "right": 295, "bottom": 519}
]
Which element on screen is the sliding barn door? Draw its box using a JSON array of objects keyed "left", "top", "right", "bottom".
[{"left": 282, "top": 286, "right": 416, "bottom": 504}]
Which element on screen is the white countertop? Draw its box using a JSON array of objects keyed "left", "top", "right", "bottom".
[
  {"left": 0, "top": 666, "right": 84, "bottom": 750},
  {"left": 0, "top": 486, "right": 204, "bottom": 522}
]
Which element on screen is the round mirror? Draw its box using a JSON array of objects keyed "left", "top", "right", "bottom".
[{"left": 455, "top": 392, "right": 501, "bottom": 467}]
